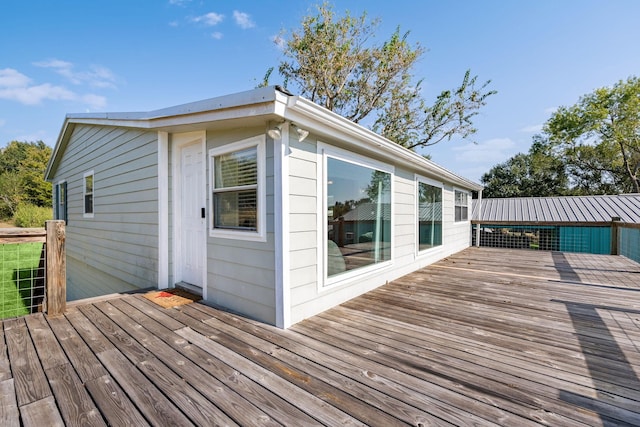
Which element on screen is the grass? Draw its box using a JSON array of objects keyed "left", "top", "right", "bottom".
[{"left": 0, "top": 242, "right": 45, "bottom": 319}]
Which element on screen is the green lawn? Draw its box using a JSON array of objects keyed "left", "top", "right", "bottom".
[{"left": 0, "top": 242, "right": 45, "bottom": 319}]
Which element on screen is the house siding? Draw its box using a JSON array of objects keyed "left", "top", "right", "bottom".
[
  {"left": 288, "top": 137, "right": 474, "bottom": 324},
  {"left": 205, "top": 127, "right": 276, "bottom": 324},
  {"left": 50, "top": 124, "right": 159, "bottom": 300}
]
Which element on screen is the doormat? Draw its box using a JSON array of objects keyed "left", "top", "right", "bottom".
[{"left": 143, "top": 288, "right": 202, "bottom": 308}]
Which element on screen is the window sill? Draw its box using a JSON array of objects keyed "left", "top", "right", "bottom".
[{"left": 209, "top": 228, "right": 267, "bottom": 242}]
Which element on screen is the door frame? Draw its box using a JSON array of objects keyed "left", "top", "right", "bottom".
[{"left": 171, "top": 131, "right": 207, "bottom": 298}]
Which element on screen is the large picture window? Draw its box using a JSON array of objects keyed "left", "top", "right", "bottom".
[
  {"left": 210, "top": 136, "right": 265, "bottom": 241},
  {"left": 418, "top": 181, "right": 442, "bottom": 251},
  {"left": 455, "top": 190, "right": 469, "bottom": 222},
  {"left": 326, "top": 156, "right": 391, "bottom": 280}
]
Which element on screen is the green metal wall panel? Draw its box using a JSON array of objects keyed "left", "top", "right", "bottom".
[
  {"left": 619, "top": 227, "right": 640, "bottom": 263},
  {"left": 559, "top": 226, "right": 611, "bottom": 254}
]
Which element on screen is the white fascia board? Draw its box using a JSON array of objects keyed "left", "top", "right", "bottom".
[
  {"left": 45, "top": 119, "right": 74, "bottom": 181},
  {"left": 66, "top": 102, "right": 279, "bottom": 130},
  {"left": 285, "top": 96, "right": 483, "bottom": 191}
]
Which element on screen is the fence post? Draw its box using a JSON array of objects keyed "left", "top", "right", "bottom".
[
  {"left": 611, "top": 217, "right": 621, "bottom": 255},
  {"left": 45, "top": 220, "right": 66, "bottom": 316}
]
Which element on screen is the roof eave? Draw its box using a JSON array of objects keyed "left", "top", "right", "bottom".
[
  {"left": 284, "top": 96, "right": 483, "bottom": 191},
  {"left": 45, "top": 87, "right": 289, "bottom": 180}
]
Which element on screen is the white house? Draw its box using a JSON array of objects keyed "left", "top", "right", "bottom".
[{"left": 45, "top": 86, "right": 482, "bottom": 328}]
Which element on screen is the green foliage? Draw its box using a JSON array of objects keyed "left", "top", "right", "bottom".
[
  {"left": 545, "top": 76, "right": 640, "bottom": 193},
  {"left": 266, "top": 2, "right": 496, "bottom": 150},
  {"left": 0, "top": 141, "right": 52, "bottom": 220},
  {"left": 481, "top": 137, "right": 568, "bottom": 198},
  {"left": 0, "top": 172, "right": 24, "bottom": 218},
  {"left": 13, "top": 203, "right": 52, "bottom": 228}
]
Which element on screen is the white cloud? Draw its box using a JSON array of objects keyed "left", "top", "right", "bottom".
[
  {"left": 169, "top": 21, "right": 179, "bottom": 27},
  {"left": 81, "top": 94, "right": 107, "bottom": 109},
  {"left": 0, "top": 68, "right": 31, "bottom": 87},
  {"left": 519, "top": 124, "right": 543, "bottom": 133},
  {"left": 0, "top": 118, "right": 6, "bottom": 127},
  {"left": 544, "top": 106, "right": 557, "bottom": 114},
  {"left": 452, "top": 137, "right": 517, "bottom": 164},
  {"left": 0, "top": 67, "right": 107, "bottom": 108},
  {"left": 192, "top": 12, "right": 224, "bottom": 26},
  {"left": 450, "top": 137, "right": 522, "bottom": 181},
  {"left": 211, "top": 32, "right": 223, "bottom": 40},
  {"left": 0, "top": 68, "right": 75, "bottom": 105},
  {"left": 34, "top": 59, "right": 117, "bottom": 88},
  {"left": 233, "top": 10, "right": 254, "bottom": 29},
  {"left": 168, "top": 0, "right": 191, "bottom": 5}
]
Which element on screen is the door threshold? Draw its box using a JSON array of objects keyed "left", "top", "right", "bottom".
[{"left": 175, "top": 281, "right": 203, "bottom": 296}]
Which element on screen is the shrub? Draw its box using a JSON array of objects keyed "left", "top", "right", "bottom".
[{"left": 13, "top": 203, "right": 52, "bottom": 228}]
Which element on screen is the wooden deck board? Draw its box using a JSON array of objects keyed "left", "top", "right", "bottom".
[{"left": 1, "top": 247, "right": 639, "bottom": 426}]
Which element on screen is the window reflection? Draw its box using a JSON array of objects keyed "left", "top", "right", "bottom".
[
  {"left": 327, "top": 157, "right": 391, "bottom": 279},
  {"left": 418, "top": 182, "right": 442, "bottom": 250}
]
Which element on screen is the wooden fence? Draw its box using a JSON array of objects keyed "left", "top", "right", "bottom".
[{"left": 0, "top": 220, "right": 66, "bottom": 316}]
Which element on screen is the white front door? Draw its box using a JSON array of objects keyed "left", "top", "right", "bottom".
[{"left": 176, "top": 136, "right": 206, "bottom": 289}]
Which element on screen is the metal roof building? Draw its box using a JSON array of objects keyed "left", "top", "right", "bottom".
[
  {"left": 471, "top": 194, "right": 640, "bottom": 259},
  {"left": 472, "top": 194, "right": 640, "bottom": 224}
]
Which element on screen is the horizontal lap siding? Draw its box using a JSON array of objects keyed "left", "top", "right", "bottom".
[
  {"left": 287, "top": 138, "right": 319, "bottom": 317},
  {"left": 206, "top": 128, "right": 276, "bottom": 325},
  {"left": 288, "top": 138, "right": 477, "bottom": 325},
  {"left": 394, "top": 172, "right": 416, "bottom": 260},
  {"left": 51, "top": 125, "right": 159, "bottom": 300},
  {"left": 443, "top": 185, "right": 472, "bottom": 255}
]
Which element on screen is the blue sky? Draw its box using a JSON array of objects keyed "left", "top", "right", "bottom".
[{"left": 1, "top": 0, "right": 639, "bottom": 182}]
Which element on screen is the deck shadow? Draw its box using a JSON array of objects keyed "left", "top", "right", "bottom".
[{"left": 554, "top": 299, "right": 640, "bottom": 426}]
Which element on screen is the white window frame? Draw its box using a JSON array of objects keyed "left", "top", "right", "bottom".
[
  {"left": 415, "top": 175, "right": 444, "bottom": 256},
  {"left": 454, "top": 188, "right": 470, "bottom": 222},
  {"left": 209, "top": 135, "right": 266, "bottom": 242},
  {"left": 317, "top": 142, "right": 394, "bottom": 290},
  {"left": 83, "top": 171, "right": 94, "bottom": 218}
]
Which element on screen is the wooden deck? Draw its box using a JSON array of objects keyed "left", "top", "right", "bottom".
[{"left": 1, "top": 247, "right": 640, "bottom": 426}]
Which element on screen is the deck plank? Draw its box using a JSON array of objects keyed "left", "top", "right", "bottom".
[
  {"left": 45, "top": 363, "right": 106, "bottom": 427},
  {"left": 24, "top": 313, "right": 68, "bottom": 371},
  {"left": 179, "top": 303, "right": 443, "bottom": 427},
  {"left": 0, "top": 379, "right": 19, "bottom": 427},
  {"left": 84, "top": 374, "right": 150, "bottom": 427},
  {"left": 3, "top": 318, "right": 51, "bottom": 407},
  {"left": 93, "top": 300, "right": 249, "bottom": 426},
  {"left": 0, "top": 324, "right": 11, "bottom": 381},
  {"left": 19, "top": 396, "right": 64, "bottom": 427},
  {"left": 110, "top": 297, "right": 312, "bottom": 426},
  {"left": 46, "top": 314, "right": 107, "bottom": 383},
  {"left": 96, "top": 348, "right": 195, "bottom": 427}
]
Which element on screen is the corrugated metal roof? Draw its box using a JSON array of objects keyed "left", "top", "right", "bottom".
[
  {"left": 472, "top": 194, "right": 640, "bottom": 224},
  {"left": 341, "top": 203, "right": 392, "bottom": 222}
]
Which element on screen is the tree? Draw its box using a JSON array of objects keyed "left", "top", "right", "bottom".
[
  {"left": 545, "top": 76, "right": 640, "bottom": 194},
  {"left": 480, "top": 137, "right": 568, "bottom": 198},
  {"left": 0, "top": 140, "right": 52, "bottom": 219},
  {"left": 265, "top": 2, "right": 496, "bottom": 150}
]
